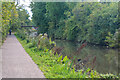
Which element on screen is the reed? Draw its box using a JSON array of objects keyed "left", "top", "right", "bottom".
[{"left": 91, "top": 56, "right": 96, "bottom": 70}]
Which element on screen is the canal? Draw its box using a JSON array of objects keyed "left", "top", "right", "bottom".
[{"left": 55, "top": 40, "right": 119, "bottom": 75}]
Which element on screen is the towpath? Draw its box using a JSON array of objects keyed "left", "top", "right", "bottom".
[{"left": 2, "top": 34, "right": 45, "bottom": 78}]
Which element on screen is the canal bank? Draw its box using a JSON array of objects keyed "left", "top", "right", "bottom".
[{"left": 55, "top": 40, "right": 119, "bottom": 75}]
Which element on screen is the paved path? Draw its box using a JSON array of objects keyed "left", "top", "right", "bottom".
[{"left": 2, "top": 34, "right": 45, "bottom": 78}]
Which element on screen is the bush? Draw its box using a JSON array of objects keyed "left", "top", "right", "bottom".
[
  {"left": 16, "top": 28, "right": 119, "bottom": 78},
  {"left": 105, "top": 28, "right": 120, "bottom": 48},
  {"left": 26, "top": 42, "right": 34, "bottom": 48},
  {"left": 37, "top": 33, "right": 56, "bottom": 50}
]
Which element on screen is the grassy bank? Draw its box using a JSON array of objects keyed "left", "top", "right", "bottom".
[{"left": 15, "top": 34, "right": 119, "bottom": 79}]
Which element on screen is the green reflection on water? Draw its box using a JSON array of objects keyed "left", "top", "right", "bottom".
[{"left": 55, "top": 40, "right": 118, "bottom": 75}]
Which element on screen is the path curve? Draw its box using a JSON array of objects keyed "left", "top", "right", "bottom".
[{"left": 2, "top": 34, "right": 45, "bottom": 78}]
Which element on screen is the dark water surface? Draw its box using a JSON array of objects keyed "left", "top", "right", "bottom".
[{"left": 55, "top": 40, "right": 119, "bottom": 75}]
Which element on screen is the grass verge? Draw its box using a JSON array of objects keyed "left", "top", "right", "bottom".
[{"left": 15, "top": 34, "right": 119, "bottom": 79}]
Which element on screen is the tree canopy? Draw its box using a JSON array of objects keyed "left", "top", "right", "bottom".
[
  {"left": 1, "top": 2, "right": 32, "bottom": 43},
  {"left": 31, "top": 2, "right": 119, "bottom": 47}
]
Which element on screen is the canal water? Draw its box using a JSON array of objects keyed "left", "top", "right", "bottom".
[{"left": 55, "top": 40, "right": 119, "bottom": 75}]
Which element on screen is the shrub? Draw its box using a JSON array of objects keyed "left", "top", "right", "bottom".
[
  {"left": 37, "top": 33, "right": 56, "bottom": 50},
  {"left": 16, "top": 33, "right": 119, "bottom": 79},
  {"left": 105, "top": 28, "right": 120, "bottom": 48},
  {"left": 26, "top": 42, "right": 34, "bottom": 48}
]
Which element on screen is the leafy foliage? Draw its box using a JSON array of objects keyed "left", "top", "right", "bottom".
[
  {"left": 16, "top": 28, "right": 56, "bottom": 51},
  {"left": 105, "top": 28, "right": 120, "bottom": 48},
  {"left": 37, "top": 33, "right": 55, "bottom": 50},
  {"left": 1, "top": 2, "right": 31, "bottom": 43},
  {"left": 86, "top": 3, "right": 118, "bottom": 44},
  {"left": 30, "top": 2, "right": 48, "bottom": 34},
  {"left": 31, "top": 2, "right": 119, "bottom": 47},
  {"left": 16, "top": 34, "right": 119, "bottom": 78},
  {"left": 57, "top": 55, "right": 62, "bottom": 63},
  {"left": 2, "top": 2, "right": 16, "bottom": 41}
]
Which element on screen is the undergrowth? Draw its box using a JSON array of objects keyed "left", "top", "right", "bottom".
[{"left": 15, "top": 34, "right": 119, "bottom": 79}]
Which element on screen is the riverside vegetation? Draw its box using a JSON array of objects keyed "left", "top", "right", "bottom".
[
  {"left": 30, "top": 2, "right": 120, "bottom": 48},
  {"left": 1, "top": 1, "right": 119, "bottom": 79},
  {"left": 15, "top": 28, "right": 119, "bottom": 79}
]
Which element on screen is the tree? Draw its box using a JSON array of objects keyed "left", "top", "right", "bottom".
[
  {"left": 46, "top": 2, "right": 68, "bottom": 38},
  {"left": 2, "top": 2, "right": 15, "bottom": 40},
  {"left": 1, "top": 2, "right": 31, "bottom": 42},
  {"left": 86, "top": 3, "right": 118, "bottom": 44},
  {"left": 30, "top": 2, "right": 48, "bottom": 34},
  {"left": 30, "top": 2, "right": 119, "bottom": 46},
  {"left": 17, "top": 6, "right": 30, "bottom": 26},
  {"left": 64, "top": 3, "right": 96, "bottom": 41}
]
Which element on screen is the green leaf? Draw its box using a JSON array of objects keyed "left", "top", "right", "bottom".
[{"left": 57, "top": 55, "right": 62, "bottom": 63}]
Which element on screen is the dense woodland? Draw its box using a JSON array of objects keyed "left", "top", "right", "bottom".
[{"left": 30, "top": 2, "right": 120, "bottom": 48}]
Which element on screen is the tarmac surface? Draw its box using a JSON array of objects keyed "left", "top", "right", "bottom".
[{"left": 2, "top": 34, "right": 45, "bottom": 78}]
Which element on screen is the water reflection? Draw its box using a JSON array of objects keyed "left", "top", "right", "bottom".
[{"left": 55, "top": 40, "right": 118, "bottom": 75}]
